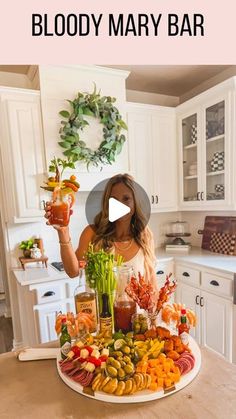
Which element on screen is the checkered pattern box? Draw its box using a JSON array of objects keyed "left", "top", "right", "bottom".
[
  {"left": 210, "top": 232, "right": 236, "bottom": 255},
  {"left": 210, "top": 151, "right": 224, "bottom": 172},
  {"left": 191, "top": 124, "right": 197, "bottom": 144}
]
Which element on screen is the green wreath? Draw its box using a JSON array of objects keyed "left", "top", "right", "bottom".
[{"left": 58, "top": 85, "right": 127, "bottom": 169}]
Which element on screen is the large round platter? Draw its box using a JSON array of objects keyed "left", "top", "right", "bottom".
[{"left": 57, "top": 336, "right": 201, "bottom": 403}]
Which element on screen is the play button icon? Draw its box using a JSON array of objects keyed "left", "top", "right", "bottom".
[
  {"left": 108, "top": 197, "right": 130, "bottom": 222},
  {"left": 85, "top": 176, "right": 151, "bottom": 240}
]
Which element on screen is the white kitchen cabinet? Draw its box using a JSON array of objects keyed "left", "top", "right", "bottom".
[
  {"left": 13, "top": 269, "right": 81, "bottom": 348},
  {"left": 175, "top": 282, "right": 201, "bottom": 343},
  {"left": 0, "top": 87, "right": 46, "bottom": 223},
  {"left": 177, "top": 78, "right": 235, "bottom": 210},
  {"left": 175, "top": 263, "right": 233, "bottom": 362},
  {"left": 127, "top": 103, "right": 177, "bottom": 213},
  {"left": 201, "top": 290, "right": 232, "bottom": 360},
  {"left": 35, "top": 300, "right": 67, "bottom": 343}
]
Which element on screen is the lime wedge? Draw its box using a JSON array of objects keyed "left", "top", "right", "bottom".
[{"left": 114, "top": 339, "right": 127, "bottom": 351}]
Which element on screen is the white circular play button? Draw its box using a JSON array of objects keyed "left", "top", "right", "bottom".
[
  {"left": 108, "top": 197, "right": 131, "bottom": 222},
  {"left": 85, "top": 176, "right": 151, "bottom": 240}
]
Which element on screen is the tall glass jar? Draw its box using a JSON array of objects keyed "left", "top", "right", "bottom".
[{"left": 113, "top": 266, "right": 137, "bottom": 333}]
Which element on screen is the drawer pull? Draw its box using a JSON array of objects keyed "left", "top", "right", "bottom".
[
  {"left": 157, "top": 270, "right": 164, "bottom": 275},
  {"left": 195, "top": 295, "right": 200, "bottom": 305},
  {"left": 151, "top": 195, "right": 154, "bottom": 204},
  {"left": 43, "top": 291, "right": 56, "bottom": 297},
  {"left": 210, "top": 280, "right": 219, "bottom": 286},
  {"left": 200, "top": 297, "right": 204, "bottom": 307},
  {"left": 182, "top": 272, "right": 190, "bottom": 277}
]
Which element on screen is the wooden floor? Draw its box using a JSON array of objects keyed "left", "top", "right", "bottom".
[{"left": 0, "top": 299, "right": 13, "bottom": 353}]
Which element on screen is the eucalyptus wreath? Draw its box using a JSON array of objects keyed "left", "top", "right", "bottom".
[{"left": 58, "top": 85, "right": 127, "bottom": 169}]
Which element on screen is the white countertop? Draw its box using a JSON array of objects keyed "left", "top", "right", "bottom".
[
  {"left": 13, "top": 247, "right": 236, "bottom": 286},
  {"left": 156, "top": 247, "right": 236, "bottom": 275},
  {"left": 12, "top": 265, "right": 72, "bottom": 286}
]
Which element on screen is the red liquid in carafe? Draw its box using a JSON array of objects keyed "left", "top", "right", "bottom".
[{"left": 114, "top": 300, "right": 137, "bottom": 333}]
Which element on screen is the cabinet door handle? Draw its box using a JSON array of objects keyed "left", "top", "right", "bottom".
[
  {"left": 195, "top": 295, "right": 200, "bottom": 305},
  {"left": 43, "top": 291, "right": 56, "bottom": 297},
  {"left": 156, "top": 195, "right": 158, "bottom": 204},
  {"left": 157, "top": 270, "right": 164, "bottom": 275},
  {"left": 210, "top": 280, "right": 219, "bottom": 286},
  {"left": 197, "top": 192, "right": 200, "bottom": 201},
  {"left": 182, "top": 272, "right": 190, "bottom": 277},
  {"left": 200, "top": 297, "right": 204, "bottom": 307},
  {"left": 151, "top": 195, "right": 154, "bottom": 204},
  {"left": 200, "top": 192, "right": 204, "bottom": 200}
]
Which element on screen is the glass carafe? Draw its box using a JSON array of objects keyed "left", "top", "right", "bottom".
[{"left": 113, "top": 266, "right": 137, "bottom": 333}]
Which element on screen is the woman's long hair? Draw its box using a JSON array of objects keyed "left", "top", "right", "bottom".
[{"left": 92, "top": 174, "right": 156, "bottom": 282}]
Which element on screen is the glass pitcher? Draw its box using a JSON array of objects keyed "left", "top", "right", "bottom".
[{"left": 113, "top": 266, "right": 137, "bottom": 333}]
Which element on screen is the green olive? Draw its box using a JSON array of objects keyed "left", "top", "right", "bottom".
[
  {"left": 117, "top": 368, "right": 126, "bottom": 379},
  {"left": 125, "top": 338, "right": 133, "bottom": 347},
  {"left": 124, "top": 364, "right": 134, "bottom": 375},
  {"left": 123, "top": 355, "right": 131, "bottom": 363},
  {"left": 122, "top": 345, "right": 131, "bottom": 355},
  {"left": 113, "top": 351, "right": 123, "bottom": 358},
  {"left": 111, "top": 359, "right": 121, "bottom": 370},
  {"left": 133, "top": 323, "right": 141, "bottom": 334},
  {"left": 107, "top": 366, "right": 118, "bottom": 377}
]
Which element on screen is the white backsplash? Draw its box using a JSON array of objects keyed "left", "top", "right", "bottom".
[
  {"left": 7, "top": 202, "right": 236, "bottom": 268},
  {"left": 181, "top": 211, "right": 236, "bottom": 247}
]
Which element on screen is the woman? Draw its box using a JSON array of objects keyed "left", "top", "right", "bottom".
[{"left": 45, "top": 173, "right": 157, "bottom": 284}]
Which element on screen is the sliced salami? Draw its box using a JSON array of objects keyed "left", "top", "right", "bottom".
[
  {"left": 179, "top": 357, "right": 192, "bottom": 375},
  {"left": 175, "top": 362, "right": 183, "bottom": 375},
  {"left": 181, "top": 354, "right": 195, "bottom": 368}
]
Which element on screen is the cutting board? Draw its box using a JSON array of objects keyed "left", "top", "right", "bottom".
[{"left": 200, "top": 216, "right": 236, "bottom": 255}]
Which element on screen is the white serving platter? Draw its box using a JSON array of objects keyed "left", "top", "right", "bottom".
[{"left": 57, "top": 336, "right": 201, "bottom": 403}]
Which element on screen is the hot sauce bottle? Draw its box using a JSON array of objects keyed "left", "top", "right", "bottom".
[
  {"left": 60, "top": 317, "right": 71, "bottom": 359},
  {"left": 178, "top": 307, "right": 190, "bottom": 344},
  {"left": 99, "top": 293, "right": 112, "bottom": 336}
]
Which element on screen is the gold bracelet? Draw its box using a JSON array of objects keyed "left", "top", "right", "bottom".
[{"left": 59, "top": 238, "right": 71, "bottom": 246}]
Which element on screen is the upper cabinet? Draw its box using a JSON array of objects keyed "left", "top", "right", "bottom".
[
  {"left": 177, "top": 79, "right": 236, "bottom": 210},
  {"left": 0, "top": 88, "right": 46, "bottom": 223},
  {"left": 127, "top": 103, "right": 177, "bottom": 213},
  {"left": 39, "top": 65, "right": 130, "bottom": 191}
]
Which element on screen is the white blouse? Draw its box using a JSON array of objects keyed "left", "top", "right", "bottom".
[{"left": 123, "top": 248, "right": 145, "bottom": 277}]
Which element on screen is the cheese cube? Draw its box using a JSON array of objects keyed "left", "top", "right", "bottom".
[
  {"left": 91, "top": 349, "right": 100, "bottom": 359},
  {"left": 76, "top": 341, "right": 84, "bottom": 348},
  {"left": 85, "top": 362, "right": 96, "bottom": 373},
  {"left": 80, "top": 348, "right": 89, "bottom": 359},
  {"left": 101, "top": 348, "right": 109, "bottom": 357}
]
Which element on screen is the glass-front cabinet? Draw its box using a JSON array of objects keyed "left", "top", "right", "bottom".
[
  {"left": 178, "top": 90, "right": 232, "bottom": 209},
  {"left": 204, "top": 100, "right": 226, "bottom": 202},
  {"left": 181, "top": 112, "right": 200, "bottom": 203}
]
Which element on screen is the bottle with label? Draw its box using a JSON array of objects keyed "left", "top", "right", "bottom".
[
  {"left": 99, "top": 293, "right": 112, "bottom": 336},
  {"left": 74, "top": 261, "right": 98, "bottom": 333},
  {"left": 60, "top": 317, "right": 71, "bottom": 359},
  {"left": 178, "top": 307, "right": 190, "bottom": 345}
]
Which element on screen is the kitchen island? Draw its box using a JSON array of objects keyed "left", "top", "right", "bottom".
[{"left": 0, "top": 345, "right": 236, "bottom": 419}]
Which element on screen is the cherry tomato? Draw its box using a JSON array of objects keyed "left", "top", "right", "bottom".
[
  {"left": 87, "top": 356, "right": 101, "bottom": 367},
  {"left": 83, "top": 346, "right": 93, "bottom": 355},
  {"left": 70, "top": 346, "right": 81, "bottom": 357}
]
